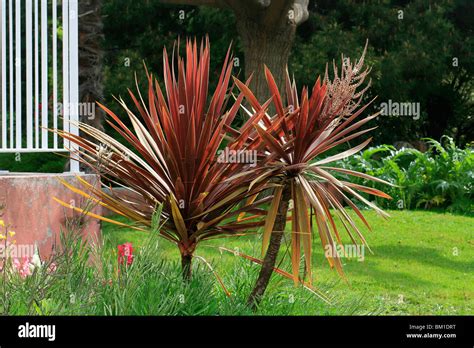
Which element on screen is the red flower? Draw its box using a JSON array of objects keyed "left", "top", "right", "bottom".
[{"left": 117, "top": 242, "right": 134, "bottom": 266}]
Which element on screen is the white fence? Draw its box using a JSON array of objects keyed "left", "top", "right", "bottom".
[{"left": 0, "top": 0, "right": 79, "bottom": 172}]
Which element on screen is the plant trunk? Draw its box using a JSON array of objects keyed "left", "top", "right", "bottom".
[
  {"left": 247, "top": 185, "right": 291, "bottom": 310},
  {"left": 235, "top": 18, "right": 296, "bottom": 105},
  {"left": 181, "top": 254, "right": 193, "bottom": 282}
]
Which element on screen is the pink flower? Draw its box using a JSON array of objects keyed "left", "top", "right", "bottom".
[
  {"left": 117, "top": 243, "right": 134, "bottom": 266},
  {"left": 13, "top": 256, "right": 32, "bottom": 278}
]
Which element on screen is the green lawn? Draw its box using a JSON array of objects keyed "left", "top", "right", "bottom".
[{"left": 102, "top": 210, "right": 474, "bottom": 315}]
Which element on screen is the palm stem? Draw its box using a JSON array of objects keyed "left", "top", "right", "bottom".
[{"left": 247, "top": 184, "right": 291, "bottom": 310}]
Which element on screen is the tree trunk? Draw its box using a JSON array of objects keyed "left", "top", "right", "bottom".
[
  {"left": 247, "top": 184, "right": 291, "bottom": 310},
  {"left": 235, "top": 18, "right": 296, "bottom": 105},
  {"left": 159, "top": 1, "right": 310, "bottom": 105},
  {"left": 78, "top": 0, "right": 105, "bottom": 172},
  {"left": 181, "top": 253, "right": 193, "bottom": 281},
  {"left": 78, "top": 0, "right": 104, "bottom": 127}
]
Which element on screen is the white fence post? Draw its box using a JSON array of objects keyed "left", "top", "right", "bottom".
[
  {"left": 26, "top": 0, "right": 32, "bottom": 149},
  {"left": 68, "top": 0, "right": 79, "bottom": 173},
  {"left": 15, "top": 0, "right": 21, "bottom": 148},
  {"left": 1, "top": 0, "right": 6, "bottom": 149},
  {"left": 40, "top": 0, "right": 47, "bottom": 149},
  {"left": 0, "top": 0, "right": 80, "bottom": 173}
]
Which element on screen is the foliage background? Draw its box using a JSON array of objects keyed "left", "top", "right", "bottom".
[
  {"left": 0, "top": 0, "right": 472, "bottom": 215},
  {"left": 0, "top": 1, "right": 472, "bottom": 315},
  {"left": 102, "top": 0, "right": 473, "bottom": 145}
]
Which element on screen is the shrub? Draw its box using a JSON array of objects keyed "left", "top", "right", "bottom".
[
  {"left": 334, "top": 136, "right": 474, "bottom": 213},
  {"left": 230, "top": 44, "right": 391, "bottom": 307},
  {"left": 53, "top": 38, "right": 270, "bottom": 281}
]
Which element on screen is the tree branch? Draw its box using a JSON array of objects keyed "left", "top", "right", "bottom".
[
  {"left": 263, "top": 0, "right": 292, "bottom": 28},
  {"left": 291, "top": 0, "right": 309, "bottom": 25},
  {"left": 264, "top": 0, "right": 309, "bottom": 28},
  {"left": 161, "top": 0, "right": 309, "bottom": 28}
]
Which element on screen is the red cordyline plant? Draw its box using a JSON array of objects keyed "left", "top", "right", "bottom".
[
  {"left": 227, "top": 44, "right": 393, "bottom": 308},
  {"left": 53, "top": 38, "right": 273, "bottom": 282}
]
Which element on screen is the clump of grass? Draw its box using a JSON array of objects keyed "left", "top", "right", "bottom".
[{"left": 0, "top": 211, "right": 369, "bottom": 316}]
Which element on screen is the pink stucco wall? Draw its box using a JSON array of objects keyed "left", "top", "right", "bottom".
[{"left": 0, "top": 173, "right": 101, "bottom": 259}]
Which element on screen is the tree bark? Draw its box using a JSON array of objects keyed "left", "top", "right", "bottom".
[
  {"left": 247, "top": 184, "right": 291, "bottom": 310},
  {"left": 235, "top": 17, "right": 296, "bottom": 105},
  {"left": 181, "top": 253, "right": 193, "bottom": 281},
  {"left": 78, "top": 0, "right": 105, "bottom": 172},
  {"left": 78, "top": 0, "right": 104, "bottom": 130},
  {"left": 159, "top": 0, "right": 310, "bottom": 104}
]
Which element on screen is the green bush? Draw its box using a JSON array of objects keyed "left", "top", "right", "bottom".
[
  {"left": 0, "top": 152, "right": 67, "bottom": 173},
  {"left": 334, "top": 136, "right": 473, "bottom": 214}
]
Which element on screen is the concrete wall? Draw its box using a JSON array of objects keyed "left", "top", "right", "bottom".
[{"left": 0, "top": 173, "right": 101, "bottom": 259}]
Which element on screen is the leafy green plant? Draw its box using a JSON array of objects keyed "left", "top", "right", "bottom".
[{"left": 335, "top": 136, "right": 473, "bottom": 213}]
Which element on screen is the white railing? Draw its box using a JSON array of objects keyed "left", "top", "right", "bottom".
[{"left": 0, "top": 0, "right": 79, "bottom": 172}]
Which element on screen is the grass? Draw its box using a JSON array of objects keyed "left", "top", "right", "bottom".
[{"left": 102, "top": 209, "right": 474, "bottom": 315}]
